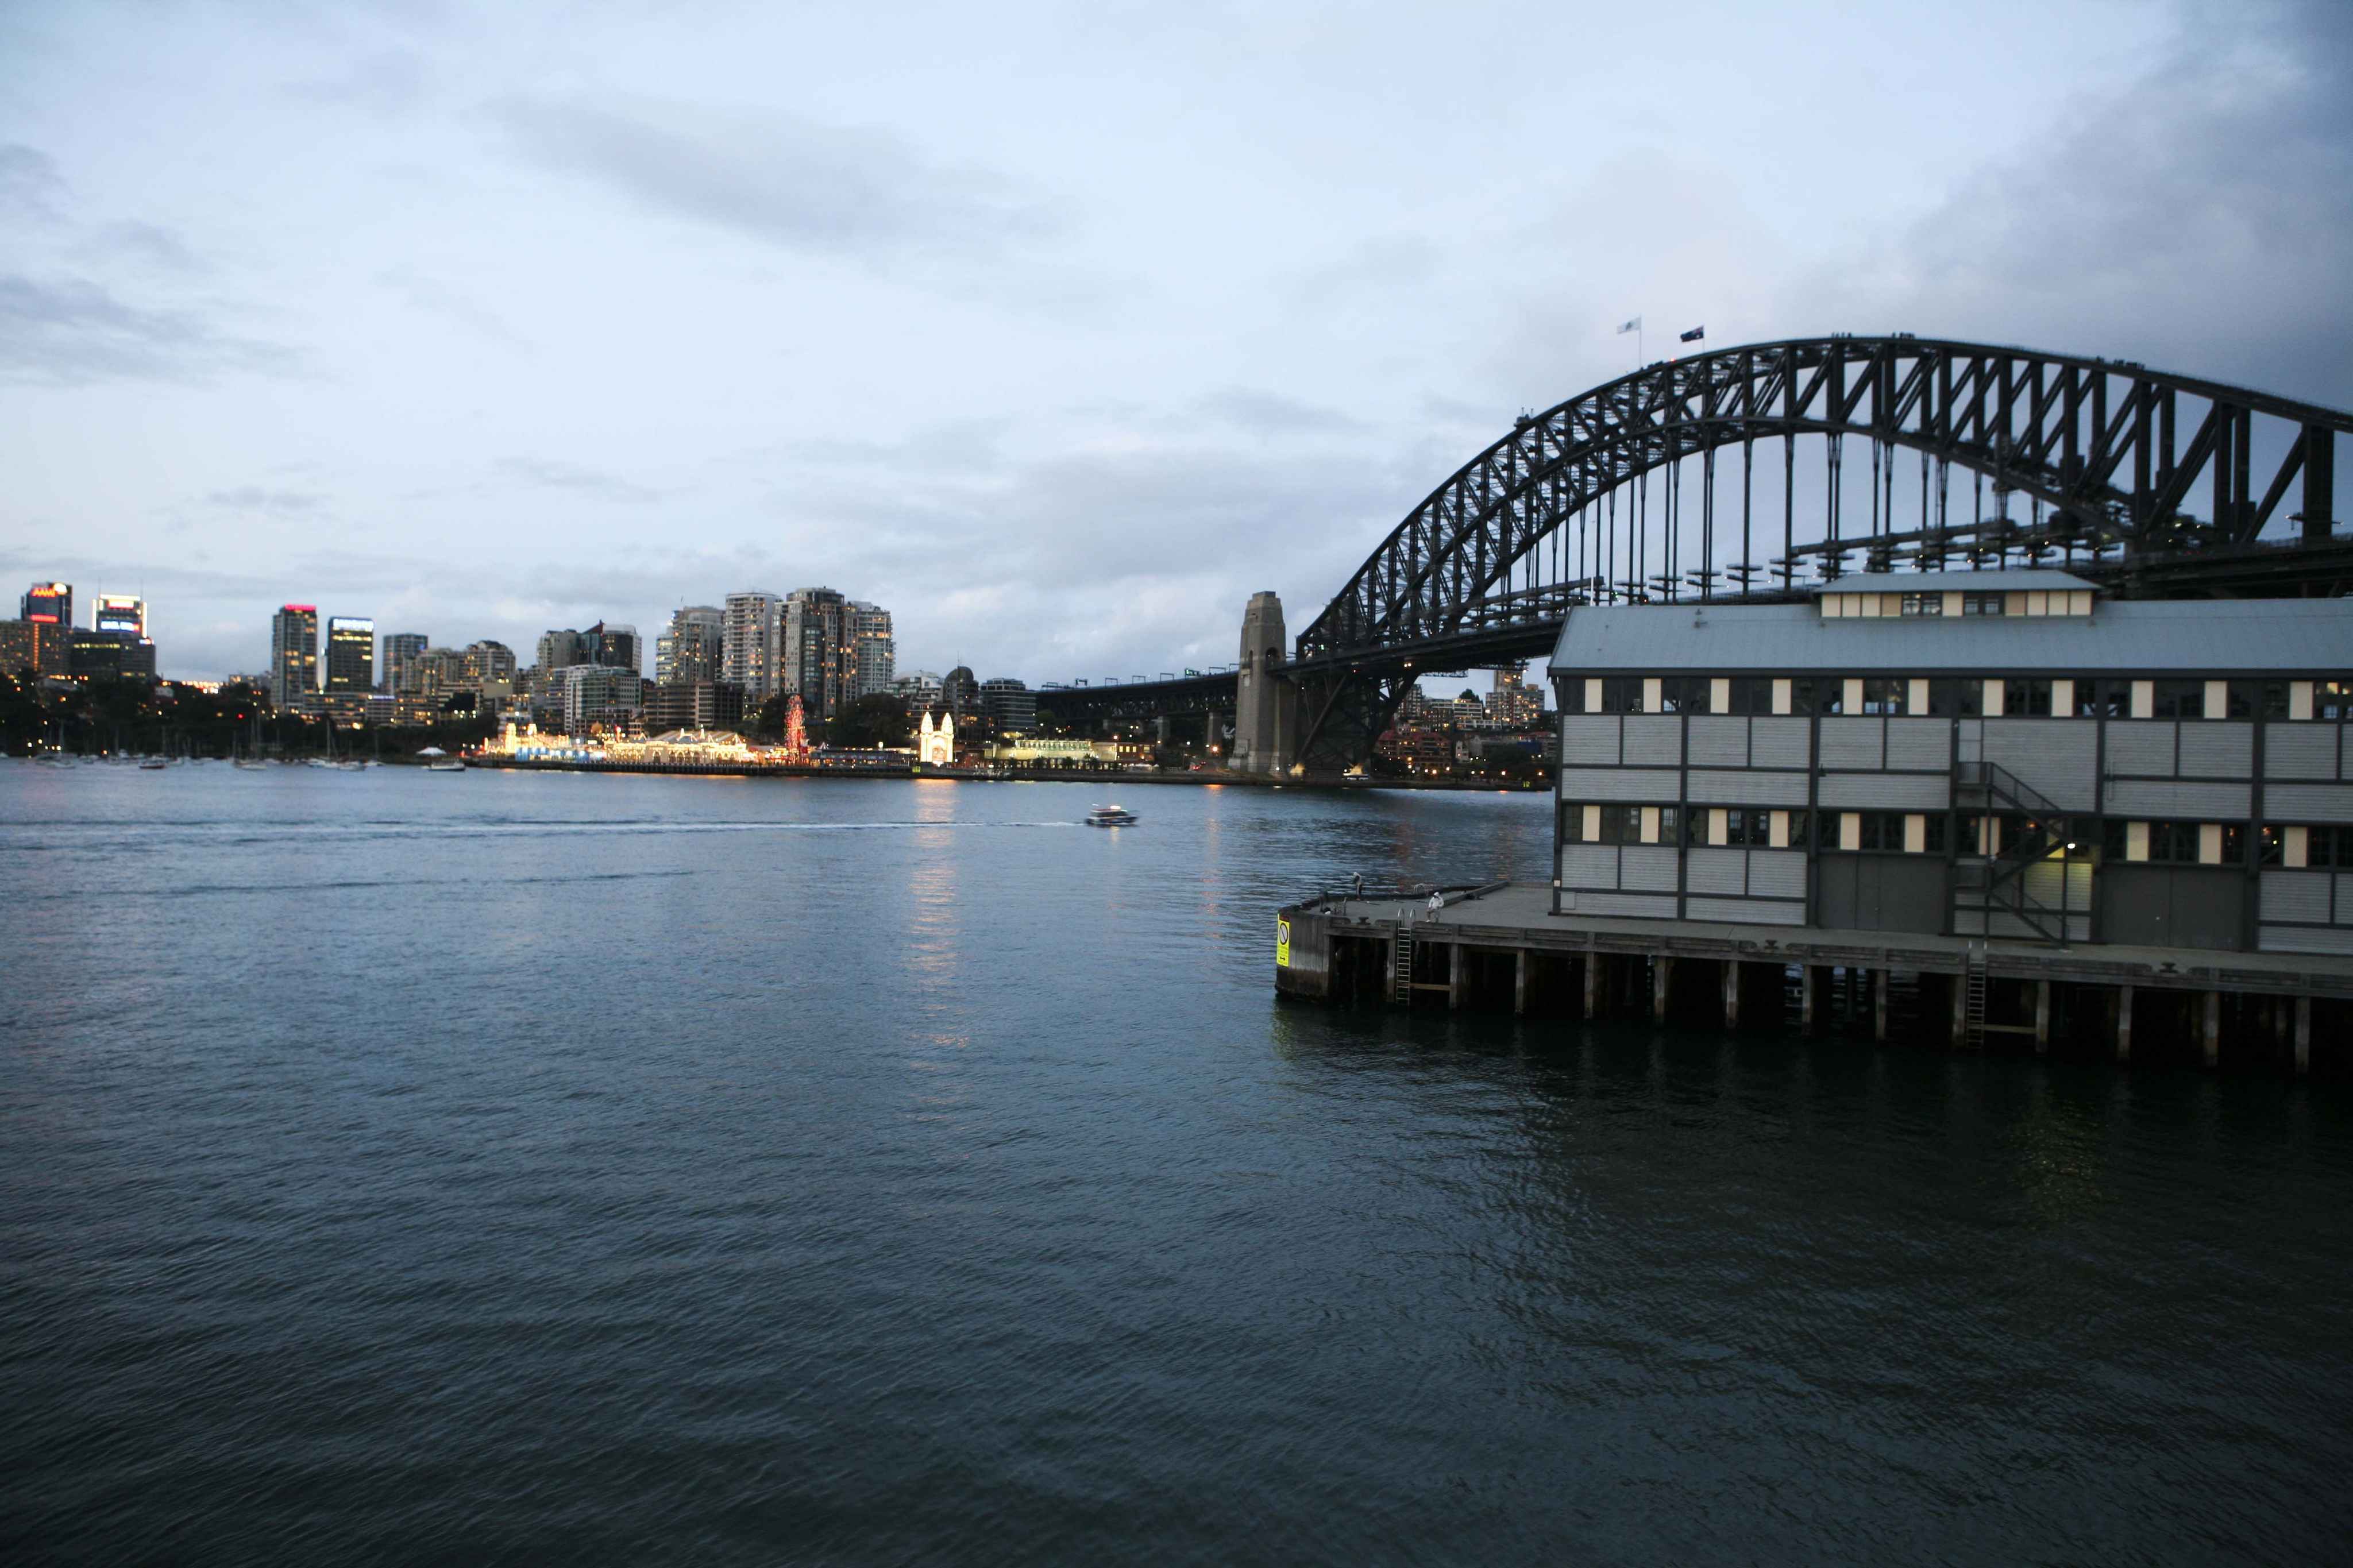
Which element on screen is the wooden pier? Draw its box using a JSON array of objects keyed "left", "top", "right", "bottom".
[{"left": 1275, "top": 883, "right": 2353, "bottom": 1075}]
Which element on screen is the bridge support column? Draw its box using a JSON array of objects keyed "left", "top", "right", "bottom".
[{"left": 1232, "top": 592, "right": 1298, "bottom": 776}]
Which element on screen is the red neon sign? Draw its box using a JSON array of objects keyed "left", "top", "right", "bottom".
[{"left": 282, "top": 604, "right": 317, "bottom": 613}]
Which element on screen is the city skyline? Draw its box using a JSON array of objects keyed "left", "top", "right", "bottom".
[{"left": 6, "top": 2, "right": 2346, "bottom": 683}]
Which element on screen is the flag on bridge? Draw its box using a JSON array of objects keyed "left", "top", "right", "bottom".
[
  {"left": 1617, "top": 316, "right": 1641, "bottom": 334},
  {"left": 1680, "top": 325, "right": 1706, "bottom": 343}
]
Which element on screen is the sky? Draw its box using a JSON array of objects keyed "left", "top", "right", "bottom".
[{"left": 2, "top": 0, "right": 2347, "bottom": 683}]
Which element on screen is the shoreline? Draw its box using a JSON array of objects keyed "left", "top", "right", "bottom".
[{"left": 454, "top": 755, "right": 1550, "bottom": 793}]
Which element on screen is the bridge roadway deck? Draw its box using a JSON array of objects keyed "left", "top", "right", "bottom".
[{"left": 1284, "top": 882, "right": 2353, "bottom": 1001}]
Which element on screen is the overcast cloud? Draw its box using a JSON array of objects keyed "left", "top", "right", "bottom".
[{"left": 0, "top": 0, "right": 2345, "bottom": 681}]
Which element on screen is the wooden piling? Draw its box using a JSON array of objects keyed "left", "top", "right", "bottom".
[
  {"left": 2034, "top": 981, "right": 2051, "bottom": 1054},
  {"left": 2203, "top": 991, "right": 2221, "bottom": 1069},
  {"left": 2295, "top": 997, "right": 2310, "bottom": 1076},
  {"left": 1514, "top": 948, "right": 1530, "bottom": 1016},
  {"left": 2116, "top": 985, "right": 2133, "bottom": 1064},
  {"left": 1722, "top": 961, "right": 1740, "bottom": 1031},
  {"left": 1652, "top": 957, "right": 1673, "bottom": 1025},
  {"left": 1874, "top": 968, "right": 1889, "bottom": 1042}
]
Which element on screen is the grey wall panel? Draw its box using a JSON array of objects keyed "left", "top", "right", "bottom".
[
  {"left": 1686, "top": 848, "right": 1746, "bottom": 894},
  {"left": 2099, "top": 866, "right": 2246, "bottom": 951},
  {"left": 1560, "top": 715, "right": 1622, "bottom": 764},
  {"left": 1983, "top": 720, "right": 2100, "bottom": 809},
  {"left": 2340, "top": 872, "right": 2353, "bottom": 926},
  {"left": 1559, "top": 845, "right": 1622, "bottom": 890},
  {"left": 1622, "top": 716, "right": 1683, "bottom": 766},
  {"left": 1885, "top": 718, "right": 1950, "bottom": 772},
  {"left": 1687, "top": 716, "right": 1748, "bottom": 767},
  {"left": 2259, "top": 925, "right": 2353, "bottom": 956},
  {"left": 2265, "top": 725, "right": 2337, "bottom": 781},
  {"left": 1559, "top": 767, "right": 1681, "bottom": 802},
  {"left": 1750, "top": 719, "right": 1810, "bottom": 768},
  {"left": 1748, "top": 851, "right": 1807, "bottom": 898},
  {"left": 2178, "top": 722, "right": 2253, "bottom": 777},
  {"left": 1816, "top": 853, "right": 1946, "bottom": 934},
  {"left": 2252, "top": 783, "right": 2353, "bottom": 824},
  {"left": 1819, "top": 772, "right": 1950, "bottom": 809},
  {"left": 2343, "top": 725, "right": 2353, "bottom": 779},
  {"left": 1563, "top": 891, "right": 1678, "bottom": 919},
  {"left": 1620, "top": 846, "right": 1680, "bottom": 892},
  {"left": 1685, "top": 897, "right": 1805, "bottom": 926},
  {"left": 2102, "top": 779, "right": 2250, "bottom": 818},
  {"left": 2104, "top": 721, "right": 2177, "bottom": 777},
  {"left": 2259, "top": 871, "right": 2331, "bottom": 923},
  {"left": 1686, "top": 769, "right": 1809, "bottom": 806},
  {"left": 1818, "top": 718, "right": 1884, "bottom": 770}
]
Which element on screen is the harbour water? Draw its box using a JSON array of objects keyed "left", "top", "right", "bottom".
[{"left": 3, "top": 765, "right": 2350, "bottom": 1563}]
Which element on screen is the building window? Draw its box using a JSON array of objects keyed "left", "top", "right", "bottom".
[
  {"left": 2006, "top": 678, "right": 2054, "bottom": 717},
  {"left": 1861, "top": 677, "right": 1907, "bottom": 715},
  {"left": 1789, "top": 678, "right": 1839, "bottom": 716},
  {"left": 1598, "top": 677, "right": 1644, "bottom": 714},
  {"left": 2150, "top": 679, "right": 2204, "bottom": 719},
  {"left": 2304, "top": 825, "right": 2353, "bottom": 867},
  {"left": 1656, "top": 676, "right": 1709, "bottom": 714},
  {"left": 2072, "top": 678, "right": 2123, "bottom": 717},
  {"left": 1962, "top": 592, "right": 2005, "bottom": 616},
  {"left": 1852, "top": 811, "right": 1907, "bottom": 851},
  {"left": 2227, "top": 681, "right": 2289, "bottom": 720},
  {"left": 1724, "top": 807, "right": 1770, "bottom": 846},
  {"left": 1723, "top": 677, "right": 1773, "bottom": 716},
  {"left": 1900, "top": 593, "right": 1943, "bottom": 617},
  {"left": 2319, "top": 681, "right": 2353, "bottom": 721},
  {"left": 2145, "top": 820, "right": 2201, "bottom": 863},
  {"left": 1927, "top": 678, "right": 1982, "bottom": 717},
  {"left": 2100, "top": 818, "right": 2130, "bottom": 861}
]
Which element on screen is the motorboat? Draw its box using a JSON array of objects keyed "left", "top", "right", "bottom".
[
  {"left": 425, "top": 758, "right": 467, "bottom": 773},
  {"left": 1085, "top": 804, "right": 1138, "bottom": 827},
  {"left": 138, "top": 756, "right": 169, "bottom": 770}
]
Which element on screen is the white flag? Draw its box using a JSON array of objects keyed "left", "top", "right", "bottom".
[{"left": 1617, "top": 316, "right": 1642, "bottom": 334}]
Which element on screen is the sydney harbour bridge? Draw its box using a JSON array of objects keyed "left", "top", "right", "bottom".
[{"left": 1033, "top": 334, "right": 2353, "bottom": 774}]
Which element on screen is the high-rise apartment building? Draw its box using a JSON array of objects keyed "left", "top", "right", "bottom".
[
  {"left": 383, "top": 632, "right": 429, "bottom": 694},
  {"left": 847, "top": 601, "right": 894, "bottom": 699},
  {"left": 891, "top": 670, "right": 943, "bottom": 706},
  {"left": 92, "top": 594, "right": 146, "bottom": 637},
  {"left": 21, "top": 581, "right": 71, "bottom": 629},
  {"left": 656, "top": 606, "right": 724, "bottom": 686},
  {"left": 462, "top": 640, "right": 518, "bottom": 704},
  {"left": 782, "top": 588, "right": 847, "bottom": 718},
  {"left": 68, "top": 630, "right": 156, "bottom": 682},
  {"left": 561, "top": 663, "right": 645, "bottom": 735},
  {"left": 326, "top": 617, "right": 376, "bottom": 693},
  {"left": 537, "top": 628, "right": 591, "bottom": 671},
  {"left": 723, "top": 591, "right": 785, "bottom": 700},
  {"left": 270, "top": 605, "right": 319, "bottom": 709}
]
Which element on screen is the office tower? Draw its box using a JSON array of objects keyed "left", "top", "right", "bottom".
[
  {"left": 589, "top": 622, "right": 639, "bottom": 673},
  {"left": 326, "top": 617, "right": 376, "bottom": 693},
  {"left": 383, "top": 632, "right": 429, "bottom": 694},
  {"left": 0, "top": 619, "right": 65, "bottom": 678},
  {"left": 92, "top": 594, "right": 146, "bottom": 637},
  {"left": 782, "top": 587, "right": 849, "bottom": 720},
  {"left": 980, "top": 677, "right": 1036, "bottom": 736},
  {"left": 656, "top": 606, "right": 724, "bottom": 686},
  {"left": 68, "top": 630, "right": 156, "bottom": 681},
  {"left": 723, "top": 591, "right": 784, "bottom": 700},
  {"left": 271, "top": 605, "right": 319, "bottom": 709},
  {"left": 462, "top": 640, "right": 518, "bottom": 690},
  {"left": 941, "top": 666, "right": 980, "bottom": 719},
  {"left": 537, "top": 628, "right": 593, "bottom": 671},
  {"left": 642, "top": 681, "right": 744, "bottom": 734},
  {"left": 847, "top": 601, "right": 894, "bottom": 699},
  {"left": 21, "top": 581, "right": 71, "bottom": 630}
]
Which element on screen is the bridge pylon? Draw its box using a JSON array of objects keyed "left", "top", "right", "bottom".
[{"left": 1232, "top": 592, "right": 1298, "bottom": 775}]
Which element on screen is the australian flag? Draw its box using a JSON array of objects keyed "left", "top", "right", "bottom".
[{"left": 1680, "top": 325, "right": 1706, "bottom": 343}]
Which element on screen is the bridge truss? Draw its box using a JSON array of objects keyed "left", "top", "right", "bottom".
[{"left": 1282, "top": 334, "right": 2353, "bottom": 771}]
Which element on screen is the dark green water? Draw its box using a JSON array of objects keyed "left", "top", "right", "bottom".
[{"left": 3, "top": 765, "right": 2350, "bottom": 1563}]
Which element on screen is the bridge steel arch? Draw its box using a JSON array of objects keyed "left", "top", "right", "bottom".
[{"left": 1287, "top": 335, "right": 2353, "bottom": 771}]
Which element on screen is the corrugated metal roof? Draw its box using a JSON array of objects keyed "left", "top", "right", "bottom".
[
  {"left": 1809, "top": 568, "right": 2095, "bottom": 595},
  {"left": 1548, "top": 598, "right": 2353, "bottom": 676}
]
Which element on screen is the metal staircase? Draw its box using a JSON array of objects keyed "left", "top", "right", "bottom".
[
  {"left": 1953, "top": 759, "right": 2070, "bottom": 945},
  {"left": 1961, "top": 945, "right": 1989, "bottom": 1048}
]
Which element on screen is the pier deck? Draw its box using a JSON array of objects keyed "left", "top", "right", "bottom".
[{"left": 1276, "top": 882, "right": 2353, "bottom": 1074}]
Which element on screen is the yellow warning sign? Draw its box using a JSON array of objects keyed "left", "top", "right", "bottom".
[{"left": 1275, "top": 917, "right": 1291, "bottom": 968}]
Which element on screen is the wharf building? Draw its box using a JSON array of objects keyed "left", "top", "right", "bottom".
[
  {"left": 1548, "top": 571, "right": 2353, "bottom": 956},
  {"left": 1276, "top": 570, "right": 2353, "bottom": 1073}
]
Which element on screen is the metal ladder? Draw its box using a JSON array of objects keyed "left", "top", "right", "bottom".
[
  {"left": 1962, "top": 944, "right": 1989, "bottom": 1048},
  {"left": 1391, "top": 929, "right": 1416, "bottom": 1007}
]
